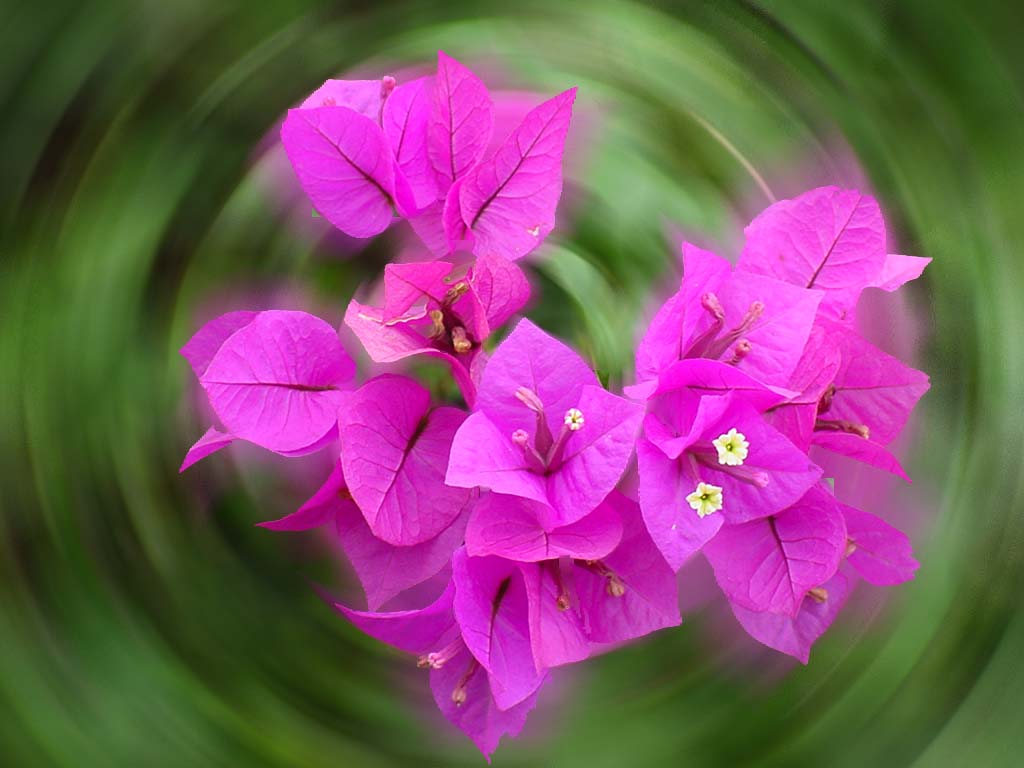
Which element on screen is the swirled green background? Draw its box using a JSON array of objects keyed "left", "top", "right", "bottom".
[{"left": 3, "top": 1, "right": 1022, "bottom": 765}]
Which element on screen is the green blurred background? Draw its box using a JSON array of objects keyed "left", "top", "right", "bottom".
[{"left": 3, "top": 0, "right": 1022, "bottom": 765}]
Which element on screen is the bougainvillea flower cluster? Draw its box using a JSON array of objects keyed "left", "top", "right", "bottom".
[
  {"left": 281, "top": 51, "right": 575, "bottom": 261},
  {"left": 181, "top": 52, "right": 929, "bottom": 759}
]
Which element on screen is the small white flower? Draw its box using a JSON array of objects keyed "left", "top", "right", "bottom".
[
  {"left": 564, "top": 408, "right": 585, "bottom": 431},
  {"left": 712, "top": 427, "right": 749, "bottom": 466},
  {"left": 686, "top": 482, "right": 724, "bottom": 518}
]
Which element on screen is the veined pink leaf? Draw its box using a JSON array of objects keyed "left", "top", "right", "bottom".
[
  {"left": 383, "top": 76, "right": 438, "bottom": 210},
  {"left": 871, "top": 254, "right": 931, "bottom": 292},
  {"left": 821, "top": 319, "right": 930, "bottom": 446},
  {"left": 571, "top": 493, "right": 681, "bottom": 645},
  {"left": 300, "top": 78, "right": 391, "bottom": 120},
  {"left": 180, "top": 311, "right": 257, "bottom": 378},
  {"left": 812, "top": 431, "right": 911, "bottom": 482},
  {"left": 180, "top": 427, "right": 235, "bottom": 472},
  {"left": 459, "top": 88, "right": 577, "bottom": 261},
  {"left": 704, "top": 486, "right": 847, "bottom": 617},
  {"left": 339, "top": 375, "right": 471, "bottom": 546},
  {"left": 380, "top": 261, "right": 453, "bottom": 322},
  {"left": 466, "top": 494, "right": 623, "bottom": 562},
  {"left": 199, "top": 311, "right": 354, "bottom": 454},
  {"left": 840, "top": 503, "right": 919, "bottom": 585},
  {"left": 470, "top": 252, "right": 531, "bottom": 333},
  {"left": 281, "top": 106, "right": 397, "bottom": 238},
  {"left": 731, "top": 570, "right": 852, "bottom": 664},
  {"left": 452, "top": 551, "right": 543, "bottom": 711},
  {"left": 521, "top": 563, "right": 590, "bottom": 669},
  {"left": 429, "top": 52, "right": 493, "bottom": 190},
  {"left": 739, "top": 187, "right": 886, "bottom": 318}
]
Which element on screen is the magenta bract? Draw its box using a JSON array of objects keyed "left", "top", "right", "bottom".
[
  {"left": 459, "top": 88, "right": 577, "bottom": 261},
  {"left": 703, "top": 485, "right": 847, "bottom": 617},
  {"left": 344, "top": 255, "right": 529, "bottom": 405},
  {"left": 182, "top": 310, "right": 355, "bottom": 464},
  {"left": 634, "top": 243, "right": 822, "bottom": 393},
  {"left": 637, "top": 390, "right": 822, "bottom": 571},
  {"left": 738, "top": 186, "right": 886, "bottom": 321},
  {"left": 447, "top": 319, "right": 643, "bottom": 527},
  {"left": 280, "top": 52, "right": 576, "bottom": 263},
  {"left": 430, "top": 52, "right": 494, "bottom": 192},
  {"left": 339, "top": 374, "right": 472, "bottom": 546},
  {"left": 730, "top": 569, "right": 853, "bottom": 664},
  {"left": 260, "top": 460, "right": 471, "bottom": 610},
  {"left": 523, "top": 492, "right": 680, "bottom": 669},
  {"left": 465, "top": 493, "right": 623, "bottom": 562},
  {"left": 281, "top": 106, "right": 401, "bottom": 238},
  {"left": 184, "top": 65, "right": 932, "bottom": 757}
]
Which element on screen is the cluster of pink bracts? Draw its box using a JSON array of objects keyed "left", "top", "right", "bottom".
[{"left": 181, "top": 52, "right": 930, "bottom": 759}]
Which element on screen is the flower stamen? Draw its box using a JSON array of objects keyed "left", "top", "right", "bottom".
[
  {"left": 553, "top": 561, "right": 572, "bottom": 611},
  {"left": 451, "top": 326, "right": 472, "bottom": 354},
  {"left": 545, "top": 407, "right": 584, "bottom": 471},
  {"left": 451, "top": 658, "right": 480, "bottom": 706},
  {"left": 726, "top": 339, "right": 752, "bottom": 365},
  {"left": 512, "top": 429, "right": 547, "bottom": 474},
  {"left": 577, "top": 559, "right": 627, "bottom": 597},
  {"left": 443, "top": 281, "right": 469, "bottom": 307},
  {"left": 818, "top": 384, "right": 837, "bottom": 414},
  {"left": 515, "top": 387, "right": 553, "bottom": 455},
  {"left": 427, "top": 309, "right": 446, "bottom": 340},
  {"left": 417, "top": 637, "right": 465, "bottom": 670},
  {"left": 704, "top": 300, "right": 765, "bottom": 359},
  {"left": 815, "top": 419, "right": 870, "bottom": 439}
]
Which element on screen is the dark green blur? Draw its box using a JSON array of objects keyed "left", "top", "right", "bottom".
[{"left": 2, "top": 1, "right": 1022, "bottom": 765}]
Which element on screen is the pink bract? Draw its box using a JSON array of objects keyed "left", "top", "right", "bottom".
[
  {"left": 382, "top": 76, "right": 438, "bottom": 210},
  {"left": 260, "top": 460, "right": 471, "bottom": 610},
  {"left": 703, "top": 485, "right": 847, "bottom": 617},
  {"left": 429, "top": 52, "right": 494, "bottom": 192},
  {"left": 344, "top": 255, "right": 529, "bottom": 406},
  {"left": 447, "top": 319, "right": 643, "bottom": 527},
  {"left": 465, "top": 493, "right": 623, "bottom": 562},
  {"left": 521, "top": 492, "right": 681, "bottom": 668},
  {"left": 459, "top": 88, "right": 577, "bottom": 261},
  {"left": 634, "top": 243, "right": 822, "bottom": 392},
  {"left": 739, "top": 186, "right": 886, "bottom": 320},
  {"left": 730, "top": 569, "right": 853, "bottom": 664},
  {"left": 191, "top": 310, "right": 355, "bottom": 457},
  {"left": 281, "top": 106, "right": 401, "bottom": 238},
  {"left": 339, "top": 374, "right": 472, "bottom": 546}
]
